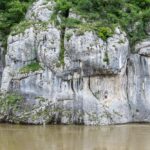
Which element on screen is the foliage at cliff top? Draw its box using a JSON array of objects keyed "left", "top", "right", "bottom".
[
  {"left": 54, "top": 0, "right": 150, "bottom": 46},
  {"left": 0, "top": 0, "right": 150, "bottom": 49},
  {"left": 0, "top": 0, "right": 34, "bottom": 47}
]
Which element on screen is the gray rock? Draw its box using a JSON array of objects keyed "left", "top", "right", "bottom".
[
  {"left": 127, "top": 53, "right": 150, "bottom": 122},
  {"left": 26, "top": 0, "right": 55, "bottom": 21},
  {"left": 0, "top": 42, "right": 4, "bottom": 86},
  {"left": 64, "top": 27, "right": 129, "bottom": 76},
  {"left": 135, "top": 39, "right": 150, "bottom": 56}
]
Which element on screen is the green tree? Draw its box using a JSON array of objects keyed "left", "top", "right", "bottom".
[{"left": 0, "top": 0, "right": 34, "bottom": 46}]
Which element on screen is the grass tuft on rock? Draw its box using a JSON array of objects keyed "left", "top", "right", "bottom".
[{"left": 20, "top": 62, "right": 42, "bottom": 74}]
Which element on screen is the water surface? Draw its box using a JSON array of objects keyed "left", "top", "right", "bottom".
[{"left": 0, "top": 124, "right": 150, "bottom": 150}]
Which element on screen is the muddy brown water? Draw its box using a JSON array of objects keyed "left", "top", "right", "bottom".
[{"left": 0, "top": 124, "right": 150, "bottom": 150}]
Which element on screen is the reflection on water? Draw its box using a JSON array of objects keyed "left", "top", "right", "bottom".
[{"left": 0, "top": 124, "right": 150, "bottom": 150}]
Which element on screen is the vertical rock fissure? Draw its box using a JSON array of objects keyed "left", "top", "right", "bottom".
[
  {"left": 0, "top": 43, "right": 4, "bottom": 87},
  {"left": 126, "top": 59, "right": 133, "bottom": 121},
  {"left": 59, "top": 9, "right": 69, "bottom": 66}
]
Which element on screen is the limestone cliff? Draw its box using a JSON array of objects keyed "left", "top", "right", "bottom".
[{"left": 0, "top": 0, "right": 150, "bottom": 125}]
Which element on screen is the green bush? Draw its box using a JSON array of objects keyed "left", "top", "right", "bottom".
[
  {"left": 0, "top": 92, "right": 23, "bottom": 114},
  {"left": 54, "top": 0, "right": 72, "bottom": 16},
  {"left": 54, "top": 0, "right": 150, "bottom": 49},
  {"left": 65, "top": 32, "right": 73, "bottom": 41},
  {"left": 0, "top": 0, "right": 34, "bottom": 47},
  {"left": 10, "top": 21, "right": 33, "bottom": 35},
  {"left": 20, "top": 62, "right": 42, "bottom": 74},
  {"left": 97, "top": 27, "right": 113, "bottom": 41},
  {"left": 5, "top": 93, "right": 23, "bottom": 105},
  {"left": 64, "top": 18, "right": 81, "bottom": 28},
  {"left": 1, "top": 0, "right": 149, "bottom": 51}
]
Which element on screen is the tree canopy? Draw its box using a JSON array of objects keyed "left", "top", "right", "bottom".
[
  {"left": 0, "top": 0, "right": 34, "bottom": 46},
  {"left": 54, "top": 0, "right": 150, "bottom": 46},
  {"left": 0, "top": 0, "right": 150, "bottom": 48}
]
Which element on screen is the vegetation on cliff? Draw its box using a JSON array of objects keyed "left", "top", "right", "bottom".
[
  {"left": 0, "top": 0, "right": 34, "bottom": 47},
  {"left": 54, "top": 0, "right": 150, "bottom": 47},
  {"left": 0, "top": 0, "right": 150, "bottom": 49},
  {"left": 19, "top": 62, "right": 42, "bottom": 74}
]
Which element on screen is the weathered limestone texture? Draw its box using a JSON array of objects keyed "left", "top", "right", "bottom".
[
  {"left": 0, "top": 0, "right": 149, "bottom": 125},
  {"left": 127, "top": 39, "right": 150, "bottom": 122},
  {"left": 0, "top": 42, "right": 4, "bottom": 86}
]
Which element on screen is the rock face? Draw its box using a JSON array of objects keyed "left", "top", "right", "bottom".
[
  {"left": 0, "top": 0, "right": 149, "bottom": 125},
  {"left": 0, "top": 42, "right": 4, "bottom": 86},
  {"left": 128, "top": 39, "right": 150, "bottom": 122}
]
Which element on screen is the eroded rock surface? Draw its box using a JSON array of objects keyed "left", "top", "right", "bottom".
[
  {"left": 0, "top": 42, "right": 4, "bottom": 85},
  {"left": 127, "top": 39, "right": 150, "bottom": 122}
]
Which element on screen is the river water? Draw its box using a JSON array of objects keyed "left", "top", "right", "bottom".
[{"left": 0, "top": 124, "right": 150, "bottom": 150}]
